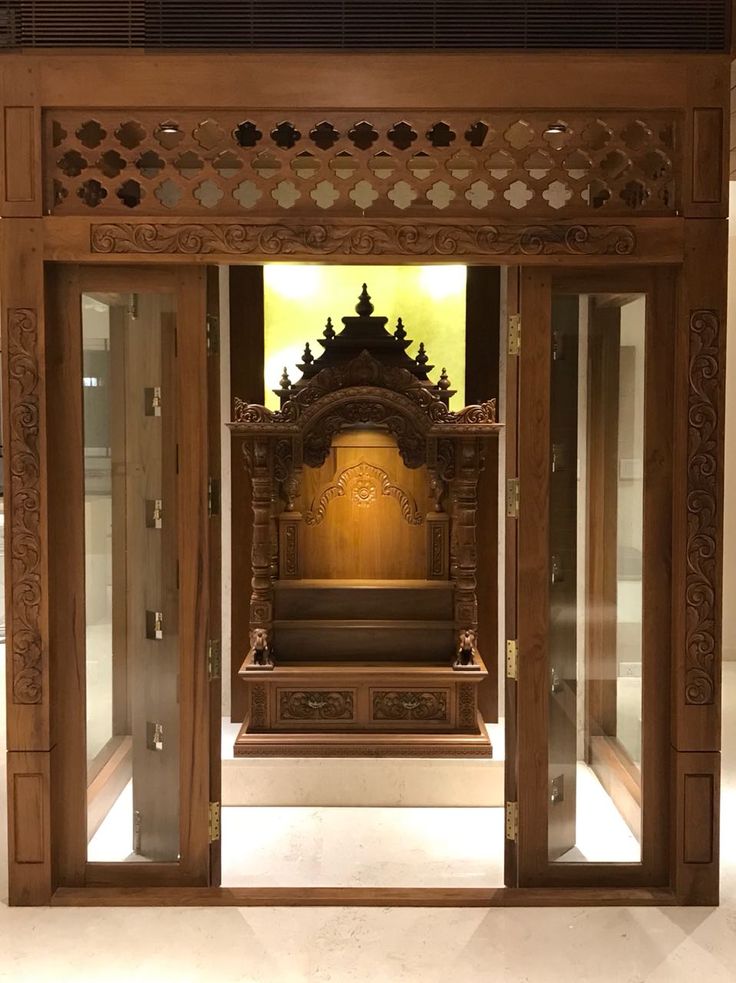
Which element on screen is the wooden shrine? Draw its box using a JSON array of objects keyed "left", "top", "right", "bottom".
[
  {"left": 1, "top": 31, "right": 729, "bottom": 905},
  {"left": 229, "top": 286, "right": 500, "bottom": 756}
]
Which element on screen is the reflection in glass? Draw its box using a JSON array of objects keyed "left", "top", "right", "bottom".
[
  {"left": 84, "top": 292, "right": 180, "bottom": 862},
  {"left": 548, "top": 292, "right": 645, "bottom": 863}
]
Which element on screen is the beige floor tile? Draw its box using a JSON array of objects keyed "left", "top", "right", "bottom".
[{"left": 1, "top": 655, "right": 735, "bottom": 983}]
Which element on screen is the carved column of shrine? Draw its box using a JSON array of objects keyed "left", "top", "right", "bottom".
[
  {"left": 451, "top": 437, "right": 484, "bottom": 644},
  {"left": 246, "top": 437, "right": 275, "bottom": 644}
]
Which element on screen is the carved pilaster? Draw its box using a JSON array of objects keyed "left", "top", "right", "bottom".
[
  {"left": 457, "top": 684, "right": 477, "bottom": 730},
  {"left": 426, "top": 512, "right": 450, "bottom": 580},
  {"left": 249, "top": 683, "right": 268, "bottom": 729},
  {"left": 684, "top": 310, "right": 720, "bottom": 706},
  {"left": 7, "top": 308, "right": 43, "bottom": 705},
  {"left": 451, "top": 438, "right": 484, "bottom": 633},
  {"left": 245, "top": 438, "right": 275, "bottom": 630},
  {"left": 279, "top": 513, "right": 302, "bottom": 579},
  {"left": 269, "top": 499, "right": 279, "bottom": 581}
]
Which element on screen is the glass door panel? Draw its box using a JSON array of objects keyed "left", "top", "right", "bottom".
[
  {"left": 548, "top": 291, "right": 645, "bottom": 863},
  {"left": 83, "top": 290, "right": 180, "bottom": 862},
  {"left": 515, "top": 267, "right": 672, "bottom": 888}
]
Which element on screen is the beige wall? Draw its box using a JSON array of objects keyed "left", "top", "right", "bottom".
[{"left": 724, "top": 184, "right": 736, "bottom": 660}]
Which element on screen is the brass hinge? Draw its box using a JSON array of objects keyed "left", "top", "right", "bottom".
[
  {"left": 145, "top": 386, "right": 162, "bottom": 417},
  {"left": 507, "top": 313, "right": 521, "bottom": 356},
  {"left": 506, "top": 639, "right": 518, "bottom": 680},
  {"left": 206, "top": 314, "right": 220, "bottom": 355},
  {"left": 550, "top": 775, "right": 565, "bottom": 805},
  {"left": 208, "top": 639, "right": 221, "bottom": 681},
  {"left": 146, "top": 610, "right": 164, "bottom": 640},
  {"left": 505, "top": 801, "right": 519, "bottom": 842},
  {"left": 146, "top": 498, "right": 163, "bottom": 529},
  {"left": 209, "top": 801, "right": 221, "bottom": 843},
  {"left": 506, "top": 477, "right": 520, "bottom": 519},
  {"left": 146, "top": 720, "right": 164, "bottom": 751},
  {"left": 208, "top": 476, "right": 221, "bottom": 517}
]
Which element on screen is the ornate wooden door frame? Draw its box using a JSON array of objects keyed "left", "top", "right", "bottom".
[{"left": 1, "top": 49, "right": 728, "bottom": 906}]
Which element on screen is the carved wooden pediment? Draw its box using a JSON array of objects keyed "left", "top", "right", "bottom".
[{"left": 230, "top": 285, "right": 499, "bottom": 464}]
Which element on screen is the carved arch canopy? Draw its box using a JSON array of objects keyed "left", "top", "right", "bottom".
[
  {"left": 300, "top": 386, "right": 431, "bottom": 469},
  {"left": 231, "top": 349, "right": 499, "bottom": 465}
]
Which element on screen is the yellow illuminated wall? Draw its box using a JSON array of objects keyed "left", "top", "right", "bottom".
[{"left": 263, "top": 265, "right": 467, "bottom": 410}]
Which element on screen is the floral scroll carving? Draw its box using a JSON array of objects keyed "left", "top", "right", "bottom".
[
  {"left": 458, "top": 684, "right": 476, "bottom": 728},
  {"left": 685, "top": 310, "right": 720, "bottom": 706},
  {"left": 282, "top": 521, "right": 299, "bottom": 577},
  {"left": 250, "top": 683, "right": 268, "bottom": 728},
  {"left": 91, "top": 221, "right": 636, "bottom": 258},
  {"left": 373, "top": 690, "right": 448, "bottom": 722},
  {"left": 304, "top": 460, "right": 423, "bottom": 527},
  {"left": 7, "top": 309, "right": 43, "bottom": 705},
  {"left": 279, "top": 691, "right": 354, "bottom": 721}
]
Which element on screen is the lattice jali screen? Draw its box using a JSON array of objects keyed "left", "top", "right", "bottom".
[{"left": 44, "top": 111, "right": 679, "bottom": 219}]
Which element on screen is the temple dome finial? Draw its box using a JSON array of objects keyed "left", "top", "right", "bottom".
[{"left": 356, "top": 283, "right": 374, "bottom": 317}]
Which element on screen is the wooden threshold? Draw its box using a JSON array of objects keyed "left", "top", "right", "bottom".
[{"left": 50, "top": 885, "right": 678, "bottom": 908}]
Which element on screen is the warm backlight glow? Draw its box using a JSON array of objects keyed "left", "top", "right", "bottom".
[
  {"left": 263, "top": 263, "right": 323, "bottom": 300},
  {"left": 263, "top": 264, "right": 467, "bottom": 410},
  {"left": 417, "top": 264, "right": 466, "bottom": 300}
]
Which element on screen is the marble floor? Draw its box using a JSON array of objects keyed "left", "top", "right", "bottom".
[
  {"left": 2, "top": 658, "right": 736, "bottom": 981},
  {"left": 87, "top": 754, "right": 638, "bottom": 877}
]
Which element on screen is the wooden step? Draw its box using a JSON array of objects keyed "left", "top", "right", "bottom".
[
  {"left": 272, "top": 618, "right": 456, "bottom": 663},
  {"left": 274, "top": 580, "right": 454, "bottom": 621}
]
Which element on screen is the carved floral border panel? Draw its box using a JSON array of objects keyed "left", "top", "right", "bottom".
[
  {"left": 90, "top": 221, "right": 637, "bottom": 257},
  {"left": 6, "top": 309, "right": 43, "bottom": 705},
  {"left": 372, "top": 690, "right": 449, "bottom": 722},
  {"left": 684, "top": 310, "right": 721, "bottom": 706},
  {"left": 304, "top": 461, "right": 424, "bottom": 527},
  {"left": 47, "top": 110, "right": 678, "bottom": 219},
  {"left": 279, "top": 690, "right": 355, "bottom": 721}
]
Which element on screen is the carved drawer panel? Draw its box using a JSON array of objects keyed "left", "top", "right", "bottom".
[
  {"left": 277, "top": 688, "right": 356, "bottom": 726},
  {"left": 371, "top": 689, "right": 451, "bottom": 726}
]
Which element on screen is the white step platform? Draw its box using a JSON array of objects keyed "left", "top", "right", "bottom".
[{"left": 221, "top": 720, "right": 504, "bottom": 808}]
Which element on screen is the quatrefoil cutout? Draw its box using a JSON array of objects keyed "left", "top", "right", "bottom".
[
  {"left": 310, "top": 121, "right": 340, "bottom": 150},
  {"left": 427, "top": 122, "right": 456, "bottom": 148},
  {"left": 271, "top": 121, "right": 301, "bottom": 150},
  {"left": 348, "top": 121, "right": 379, "bottom": 151},
  {"left": 426, "top": 181, "right": 456, "bottom": 210},
  {"left": 271, "top": 180, "right": 301, "bottom": 209},
  {"left": 234, "top": 121, "right": 263, "bottom": 148},
  {"left": 387, "top": 121, "right": 417, "bottom": 151},
  {"left": 388, "top": 181, "right": 418, "bottom": 210},
  {"left": 310, "top": 180, "right": 340, "bottom": 209},
  {"left": 233, "top": 181, "right": 263, "bottom": 209},
  {"left": 504, "top": 180, "right": 534, "bottom": 209},
  {"left": 465, "top": 180, "right": 495, "bottom": 209},
  {"left": 194, "top": 180, "right": 225, "bottom": 209},
  {"left": 115, "top": 120, "right": 146, "bottom": 150},
  {"left": 350, "top": 180, "right": 379, "bottom": 209},
  {"left": 77, "top": 179, "right": 107, "bottom": 207}
]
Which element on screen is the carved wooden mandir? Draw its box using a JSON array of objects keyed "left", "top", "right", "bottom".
[{"left": 229, "top": 286, "right": 500, "bottom": 756}]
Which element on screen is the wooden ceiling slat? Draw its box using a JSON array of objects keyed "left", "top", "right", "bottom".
[{"left": 0, "top": 0, "right": 728, "bottom": 51}]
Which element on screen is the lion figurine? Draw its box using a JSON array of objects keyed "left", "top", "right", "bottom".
[
  {"left": 251, "top": 628, "right": 272, "bottom": 667},
  {"left": 454, "top": 628, "right": 476, "bottom": 669}
]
